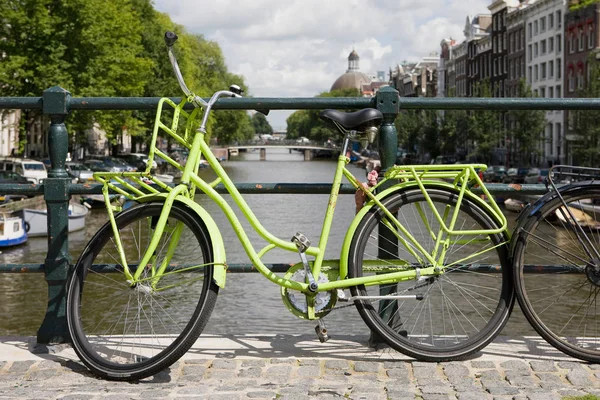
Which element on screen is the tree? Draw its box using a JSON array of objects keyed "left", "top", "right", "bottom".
[
  {"left": 507, "top": 79, "right": 546, "bottom": 166},
  {"left": 286, "top": 88, "right": 360, "bottom": 142},
  {"left": 0, "top": 0, "right": 254, "bottom": 154},
  {"left": 571, "top": 54, "right": 600, "bottom": 166},
  {"left": 251, "top": 113, "right": 273, "bottom": 135},
  {"left": 467, "top": 80, "right": 503, "bottom": 164}
]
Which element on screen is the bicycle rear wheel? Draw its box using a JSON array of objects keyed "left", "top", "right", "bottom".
[
  {"left": 348, "top": 187, "right": 514, "bottom": 361},
  {"left": 67, "top": 202, "right": 219, "bottom": 381},
  {"left": 513, "top": 186, "right": 600, "bottom": 362}
]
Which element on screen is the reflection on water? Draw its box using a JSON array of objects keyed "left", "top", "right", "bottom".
[{"left": 0, "top": 149, "right": 536, "bottom": 338}]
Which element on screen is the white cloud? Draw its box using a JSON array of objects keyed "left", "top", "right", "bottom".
[{"left": 153, "top": 0, "right": 490, "bottom": 129}]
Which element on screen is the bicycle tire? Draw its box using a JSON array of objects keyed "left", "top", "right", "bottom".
[
  {"left": 67, "top": 202, "right": 219, "bottom": 381},
  {"left": 513, "top": 186, "right": 600, "bottom": 362},
  {"left": 348, "top": 187, "right": 514, "bottom": 361}
]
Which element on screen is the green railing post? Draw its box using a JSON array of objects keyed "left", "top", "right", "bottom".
[
  {"left": 372, "top": 86, "right": 401, "bottom": 345},
  {"left": 37, "top": 86, "right": 72, "bottom": 345}
]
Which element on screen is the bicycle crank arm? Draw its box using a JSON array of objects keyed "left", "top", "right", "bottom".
[{"left": 339, "top": 294, "right": 424, "bottom": 302}]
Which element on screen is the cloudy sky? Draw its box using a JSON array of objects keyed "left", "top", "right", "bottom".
[{"left": 153, "top": 0, "right": 490, "bottom": 130}]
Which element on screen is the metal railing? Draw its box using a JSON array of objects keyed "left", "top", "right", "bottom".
[{"left": 1, "top": 85, "right": 599, "bottom": 345}]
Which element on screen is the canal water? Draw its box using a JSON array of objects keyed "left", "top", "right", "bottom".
[{"left": 0, "top": 148, "right": 537, "bottom": 338}]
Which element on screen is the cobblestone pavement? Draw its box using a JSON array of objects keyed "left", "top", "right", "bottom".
[{"left": 0, "top": 335, "right": 598, "bottom": 399}]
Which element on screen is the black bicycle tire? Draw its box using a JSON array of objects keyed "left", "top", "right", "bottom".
[
  {"left": 348, "top": 187, "right": 514, "bottom": 361},
  {"left": 67, "top": 202, "right": 219, "bottom": 381},
  {"left": 513, "top": 186, "right": 600, "bottom": 362}
]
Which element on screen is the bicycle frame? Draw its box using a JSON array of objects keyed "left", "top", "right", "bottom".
[{"left": 95, "top": 97, "right": 509, "bottom": 302}]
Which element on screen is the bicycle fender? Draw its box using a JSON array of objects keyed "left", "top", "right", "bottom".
[
  {"left": 339, "top": 181, "right": 499, "bottom": 280},
  {"left": 134, "top": 193, "right": 227, "bottom": 288}
]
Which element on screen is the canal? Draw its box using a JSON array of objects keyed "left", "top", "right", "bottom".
[{"left": 0, "top": 148, "right": 538, "bottom": 339}]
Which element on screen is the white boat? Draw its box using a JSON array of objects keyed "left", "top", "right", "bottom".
[
  {"left": 22, "top": 203, "right": 89, "bottom": 237},
  {"left": 555, "top": 206, "right": 600, "bottom": 230},
  {"left": 504, "top": 198, "right": 526, "bottom": 213},
  {"left": 0, "top": 213, "right": 27, "bottom": 247}
]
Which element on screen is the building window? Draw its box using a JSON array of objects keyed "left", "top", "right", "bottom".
[
  {"left": 528, "top": 66, "right": 533, "bottom": 84},
  {"left": 548, "top": 123, "right": 554, "bottom": 155},
  {"left": 577, "top": 66, "right": 584, "bottom": 89},
  {"left": 528, "top": 22, "right": 533, "bottom": 40},
  {"left": 557, "top": 34, "right": 562, "bottom": 52},
  {"left": 541, "top": 87, "right": 546, "bottom": 98},
  {"left": 557, "top": 58, "right": 562, "bottom": 79},
  {"left": 528, "top": 44, "right": 532, "bottom": 61},
  {"left": 540, "top": 16, "right": 546, "bottom": 32},
  {"left": 568, "top": 67, "right": 575, "bottom": 92},
  {"left": 535, "top": 64, "right": 539, "bottom": 81},
  {"left": 541, "top": 62, "right": 546, "bottom": 80},
  {"left": 534, "top": 42, "right": 539, "bottom": 57},
  {"left": 557, "top": 10, "right": 562, "bottom": 29},
  {"left": 549, "top": 86, "right": 554, "bottom": 98},
  {"left": 589, "top": 23, "right": 595, "bottom": 49},
  {"left": 569, "top": 30, "right": 575, "bottom": 53},
  {"left": 534, "top": 20, "right": 538, "bottom": 36},
  {"left": 556, "top": 85, "right": 561, "bottom": 98},
  {"left": 579, "top": 27, "right": 584, "bottom": 51},
  {"left": 541, "top": 39, "right": 546, "bottom": 54},
  {"left": 549, "top": 37, "right": 554, "bottom": 52},
  {"left": 549, "top": 60, "right": 554, "bottom": 78},
  {"left": 549, "top": 13, "right": 554, "bottom": 29}
]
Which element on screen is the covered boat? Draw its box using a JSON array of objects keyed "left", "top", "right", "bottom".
[{"left": 23, "top": 202, "right": 89, "bottom": 237}]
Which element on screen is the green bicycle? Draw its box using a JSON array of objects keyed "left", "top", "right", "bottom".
[{"left": 66, "top": 32, "right": 515, "bottom": 381}]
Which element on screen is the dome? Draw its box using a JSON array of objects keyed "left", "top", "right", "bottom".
[
  {"left": 330, "top": 48, "right": 371, "bottom": 92},
  {"left": 330, "top": 71, "right": 371, "bottom": 92}
]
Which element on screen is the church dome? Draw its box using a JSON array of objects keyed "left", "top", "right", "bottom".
[
  {"left": 330, "top": 71, "right": 371, "bottom": 92},
  {"left": 330, "top": 48, "right": 371, "bottom": 92}
]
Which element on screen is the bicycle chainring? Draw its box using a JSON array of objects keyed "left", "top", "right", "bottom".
[{"left": 281, "top": 265, "right": 337, "bottom": 319}]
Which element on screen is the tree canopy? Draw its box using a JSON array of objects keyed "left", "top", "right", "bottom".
[{"left": 0, "top": 0, "right": 254, "bottom": 154}]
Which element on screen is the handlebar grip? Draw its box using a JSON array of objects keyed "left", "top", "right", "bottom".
[{"left": 164, "top": 31, "right": 178, "bottom": 47}]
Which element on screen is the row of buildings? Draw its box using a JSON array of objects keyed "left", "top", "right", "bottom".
[{"left": 390, "top": 0, "right": 599, "bottom": 166}]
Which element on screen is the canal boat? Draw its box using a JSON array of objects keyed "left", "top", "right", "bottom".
[
  {"left": 22, "top": 202, "right": 89, "bottom": 237},
  {"left": 0, "top": 213, "right": 27, "bottom": 247},
  {"left": 504, "top": 198, "right": 526, "bottom": 213},
  {"left": 555, "top": 205, "right": 600, "bottom": 230}
]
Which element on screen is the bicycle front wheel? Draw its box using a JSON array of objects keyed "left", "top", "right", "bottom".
[
  {"left": 513, "top": 186, "right": 600, "bottom": 362},
  {"left": 348, "top": 188, "right": 514, "bottom": 361},
  {"left": 67, "top": 202, "right": 219, "bottom": 381}
]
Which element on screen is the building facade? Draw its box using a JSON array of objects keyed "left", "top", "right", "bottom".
[{"left": 525, "top": 0, "right": 567, "bottom": 166}]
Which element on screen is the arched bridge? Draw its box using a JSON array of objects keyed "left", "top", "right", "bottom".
[{"left": 218, "top": 143, "right": 341, "bottom": 161}]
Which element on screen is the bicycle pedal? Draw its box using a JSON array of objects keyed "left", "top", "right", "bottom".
[
  {"left": 315, "top": 320, "right": 329, "bottom": 343},
  {"left": 291, "top": 232, "right": 310, "bottom": 252}
]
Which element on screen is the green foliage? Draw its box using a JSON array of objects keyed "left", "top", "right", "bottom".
[
  {"left": 569, "top": 0, "right": 600, "bottom": 11},
  {"left": 286, "top": 88, "right": 360, "bottom": 142},
  {"left": 507, "top": 79, "right": 546, "bottom": 166},
  {"left": 0, "top": 0, "right": 253, "bottom": 154},
  {"left": 571, "top": 54, "right": 600, "bottom": 166},
  {"left": 252, "top": 113, "right": 273, "bottom": 135}
]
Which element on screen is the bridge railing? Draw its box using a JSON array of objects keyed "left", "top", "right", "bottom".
[{"left": 0, "top": 85, "right": 599, "bottom": 346}]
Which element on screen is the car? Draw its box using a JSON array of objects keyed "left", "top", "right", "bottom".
[
  {"left": 65, "top": 161, "right": 94, "bottom": 183},
  {"left": 524, "top": 168, "right": 550, "bottom": 184},
  {"left": 296, "top": 136, "right": 310, "bottom": 144},
  {"left": 503, "top": 167, "right": 529, "bottom": 184},
  {"left": 83, "top": 159, "right": 112, "bottom": 172},
  {"left": 483, "top": 165, "right": 507, "bottom": 183},
  {"left": 0, "top": 171, "right": 30, "bottom": 202},
  {"left": 116, "top": 153, "right": 157, "bottom": 171},
  {"left": 87, "top": 155, "right": 135, "bottom": 172}
]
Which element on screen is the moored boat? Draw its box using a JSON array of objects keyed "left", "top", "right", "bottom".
[
  {"left": 504, "top": 198, "right": 526, "bottom": 213},
  {"left": 22, "top": 202, "right": 89, "bottom": 237},
  {"left": 0, "top": 213, "right": 27, "bottom": 247}
]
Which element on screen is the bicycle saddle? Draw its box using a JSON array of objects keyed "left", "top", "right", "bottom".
[{"left": 320, "top": 109, "right": 383, "bottom": 131}]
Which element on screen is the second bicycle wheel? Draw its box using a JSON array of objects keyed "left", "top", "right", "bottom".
[
  {"left": 348, "top": 187, "right": 514, "bottom": 361},
  {"left": 67, "top": 202, "right": 219, "bottom": 381},
  {"left": 513, "top": 186, "right": 600, "bottom": 362}
]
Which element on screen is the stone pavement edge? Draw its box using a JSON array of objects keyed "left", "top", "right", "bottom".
[{"left": 0, "top": 334, "right": 598, "bottom": 400}]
